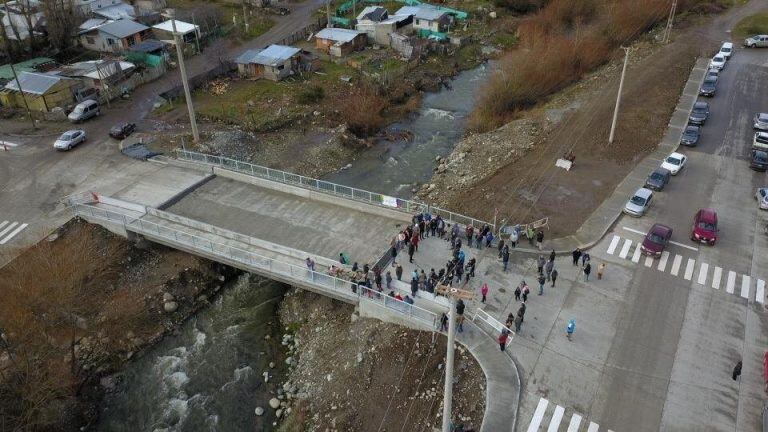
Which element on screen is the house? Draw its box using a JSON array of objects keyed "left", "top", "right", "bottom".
[
  {"left": 56, "top": 60, "right": 135, "bottom": 89},
  {"left": 0, "top": 57, "right": 55, "bottom": 86},
  {"left": 235, "top": 45, "right": 302, "bottom": 81},
  {"left": 396, "top": 5, "right": 451, "bottom": 33},
  {"left": 79, "top": 19, "right": 151, "bottom": 53},
  {"left": 355, "top": 7, "right": 413, "bottom": 46},
  {"left": 152, "top": 19, "right": 201, "bottom": 54},
  {"left": 0, "top": 0, "right": 45, "bottom": 42},
  {"left": 0, "top": 71, "right": 81, "bottom": 111},
  {"left": 86, "top": 0, "right": 136, "bottom": 20},
  {"left": 314, "top": 28, "right": 366, "bottom": 57}
]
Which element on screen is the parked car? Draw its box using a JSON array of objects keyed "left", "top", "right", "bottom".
[
  {"left": 681, "top": 125, "right": 700, "bottom": 146},
  {"left": 754, "top": 132, "right": 768, "bottom": 150},
  {"left": 689, "top": 101, "right": 709, "bottom": 125},
  {"left": 706, "top": 68, "right": 720, "bottom": 80},
  {"left": 744, "top": 34, "right": 768, "bottom": 48},
  {"left": 751, "top": 149, "right": 768, "bottom": 171},
  {"left": 661, "top": 152, "right": 687, "bottom": 175},
  {"left": 691, "top": 208, "right": 718, "bottom": 245},
  {"left": 709, "top": 54, "right": 726, "bottom": 70},
  {"left": 623, "top": 188, "right": 653, "bottom": 217},
  {"left": 757, "top": 188, "right": 768, "bottom": 210},
  {"left": 67, "top": 99, "right": 100, "bottom": 123},
  {"left": 53, "top": 130, "right": 86, "bottom": 151},
  {"left": 641, "top": 223, "right": 673, "bottom": 257},
  {"left": 699, "top": 77, "right": 717, "bottom": 97},
  {"left": 110, "top": 122, "right": 136, "bottom": 139},
  {"left": 645, "top": 168, "right": 671, "bottom": 191},
  {"left": 754, "top": 113, "right": 768, "bottom": 130},
  {"left": 718, "top": 42, "right": 734, "bottom": 60}
]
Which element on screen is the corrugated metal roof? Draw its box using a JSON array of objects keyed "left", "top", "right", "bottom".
[
  {"left": 315, "top": 28, "right": 364, "bottom": 43},
  {"left": 153, "top": 19, "right": 199, "bottom": 35},
  {"left": 396, "top": 5, "right": 446, "bottom": 21},
  {"left": 129, "top": 38, "right": 165, "bottom": 52},
  {"left": 98, "top": 19, "right": 148, "bottom": 38},
  {"left": 0, "top": 57, "right": 55, "bottom": 81},
  {"left": 235, "top": 45, "right": 300, "bottom": 66},
  {"left": 356, "top": 6, "right": 387, "bottom": 22},
  {"left": 93, "top": 3, "right": 135, "bottom": 20},
  {"left": 79, "top": 18, "right": 108, "bottom": 31},
  {"left": 3, "top": 71, "right": 69, "bottom": 95}
]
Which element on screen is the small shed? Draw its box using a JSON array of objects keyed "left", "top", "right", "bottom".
[
  {"left": 235, "top": 45, "right": 301, "bottom": 81},
  {"left": 396, "top": 5, "right": 451, "bottom": 33},
  {"left": 0, "top": 57, "right": 56, "bottom": 86},
  {"left": 152, "top": 19, "right": 201, "bottom": 44},
  {"left": 0, "top": 72, "right": 81, "bottom": 112},
  {"left": 314, "top": 28, "right": 367, "bottom": 57}
]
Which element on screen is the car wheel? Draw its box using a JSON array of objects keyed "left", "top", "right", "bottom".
[
  {"left": 750, "top": 43, "right": 756, "bottom": 48},
  {"left": 67, "top": 144, "right": 72, "bottom": 150}
]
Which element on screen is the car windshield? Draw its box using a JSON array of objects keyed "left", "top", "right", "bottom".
[
  {"left": 693, "top": 108, "right": 706, "bottom": 114},
  {"left": 755, "top": 151, "right": 768, "bottom": 162},
  {"left": 685, "top": 127, "right": 698, "bottom": 134},
  {"left": 697, "top": 221, "right": 716, "bottom": 231},
  {"left": 703, "top": 78, "right": 716, "bottom": 85},
  {"left": 650, "top": 172, "right": 664, "bottom": 181},
  {"left": 714, "top": 56, "right": 724, "bottom": 62},
  {"left": 60, "top": 133, "right": 74, "bottom": 140},
  {"left": 649, "top": 233, "right": 665, "bottom": 244},
  {"left": 756, "top": 135, "right": 768, "bottom": 145},
  {"left": 721, "top": 47, "right": 732, "bottom": 53},
  {"left": 630, "top": 196, "right": 646, "bottom": 206},
  {"left": 759, "top": 114, "right": 768, "bottom": 122},
  {"left": 666, "top": 157, "right": 682, "bottom": 165}
]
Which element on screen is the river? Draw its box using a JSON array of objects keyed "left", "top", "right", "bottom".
[
  {"left": 324, "top": 62, "right": 491, "bottom": 197},
  {"left": 96, "top": 275, "right": 286, "bottom": 432}
]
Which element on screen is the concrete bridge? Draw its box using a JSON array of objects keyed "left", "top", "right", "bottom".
[{"left": 65, "top": 150, "right": 520, "bottom": 431}]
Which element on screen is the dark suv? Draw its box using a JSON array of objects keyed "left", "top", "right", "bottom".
[
  {"left": 699, "top": 78, "right": 717, "bottom": 97},
  {"left": 645, "top": 168, "right": 671, "bottom": 191},
  {"left": 689, "top": 101, "right": 710, "bottom": 125}
]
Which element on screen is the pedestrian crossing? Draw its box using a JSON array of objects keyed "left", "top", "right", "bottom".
[
  {"left": 605, "top": 234, "right": 766, "bottom": 304},
  {"left": 525, "top": 397, "right": 613, "bottom": 432},
  {"left": 0, "top": 220, "right": 29, "bottom": 245}
]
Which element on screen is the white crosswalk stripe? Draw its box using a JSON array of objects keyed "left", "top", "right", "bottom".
[
  {"left": 607, "top": 235, "right": 620, "bottom": 255},
  {"left": 619, "top": 239, "right": 632, "bottom": 259},
  {"left": 0, "top": 223, "right": 28, "bottom": 245},
  {"left": 684, "top": 258, "right": 695, "bottom": 281},
  {"left": 0, "top": 221, "right": 29, "bottom": 245},
  {"left": 741, "top": 276, "right": 751, "bottom": 299},
  {"left": 726, "top": 271, "right": 736, "bottom": 294},
  {"left": 604, "top": 234, "right": 765, "bottom": 304},
  {"left": 671, "top": 254, "right": 682, "bottom": 276},
  {"left": 525, "top": 397, "right": 612, "bottom": 432},
  {"left": 657, "top": 251, "right": 669, "bottom": 272},
  {"left": 697, "top": 263, "right": 709, "bottom": 285},
  {"left": 712, "top": 266, "right": 722, "bottom": 290},
  {"left": 0, "top": 221, "right": 8, "bottom": 231},
  {"left": 0, "top": 221, "right": 18, "bottom": 239}
]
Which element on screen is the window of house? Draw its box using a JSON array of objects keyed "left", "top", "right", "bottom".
[
  {"left": 86, "top": 36, "right": 95, "bottom": 44},
  {"left": 416, "top": 19, "right": 421, "bottom": 25},
  {"left": 107, "top": 38, "right": 115, "bottom": 45},
  {"left": 277, "top": 65, "right": 284, "bottom": 70}
]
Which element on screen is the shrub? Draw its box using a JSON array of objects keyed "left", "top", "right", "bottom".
[
  {"left": 339, "top": 83, "right": 387, "bottom": 137},
  {"left": 493, "top": 0, "right": 544, "bottom": 14},
  {"left": 296, "top": 85, "right": 325, "bottom": 104}
]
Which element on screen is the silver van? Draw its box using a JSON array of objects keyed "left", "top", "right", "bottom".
[{"left": 68, "top": 99, "right": 100, "bottom": 123}]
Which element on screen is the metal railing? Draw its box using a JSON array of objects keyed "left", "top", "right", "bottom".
[
  {"left": 72, "top": 203, "right": 438, "bottom": 328},
  {"left": 174, "top": 149, "right": 494, "bottom": 230},
  {"left": 471, "top": 308, "right": 515, "bottom": 340}
]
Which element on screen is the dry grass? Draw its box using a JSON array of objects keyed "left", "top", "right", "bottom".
[
  {"left": 468, "top": 0, "right": 718, "bottom": 131},
  {"left": 339, "top": 82, "right": 388, "bottom": 137}
]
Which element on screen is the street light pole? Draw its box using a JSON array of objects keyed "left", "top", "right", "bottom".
[
  {"left": 8, "top": 62, "right": 36, "bottom": 130},
  {"left": 442, "top": 295, "right": 456, "bottom": 432},
  {"left": 608, "top": 47, "right": 631, "bottom": 144},
  {"left": 167, "top": 8, "right": 200, "bottom": 143}
]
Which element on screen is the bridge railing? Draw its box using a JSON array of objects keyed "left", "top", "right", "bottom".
[
  {"left": 471, "top": 308, "right": 515, "bottom": 341},
  {"left": 174, "top": 149, "right": 494, "bottom": 230},
  {"left": 72, "top": 203, "right": 438, "bottom": 329}
]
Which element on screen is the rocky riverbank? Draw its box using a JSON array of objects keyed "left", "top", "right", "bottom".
[{"left": 273, "top": 289, "right": 486, "bottom": 431}]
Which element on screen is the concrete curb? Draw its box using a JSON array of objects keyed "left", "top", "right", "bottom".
[{"left": 504, "top": 57, "right": 709, "bottom": 257}]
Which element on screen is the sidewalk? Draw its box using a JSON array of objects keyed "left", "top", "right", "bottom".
[{"left": 507, "top": 57, "right": 709, "bottom": 256}]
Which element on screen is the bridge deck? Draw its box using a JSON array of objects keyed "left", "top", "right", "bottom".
[{"left": 166, "top": 176, "right": 404, "bottom": 266}]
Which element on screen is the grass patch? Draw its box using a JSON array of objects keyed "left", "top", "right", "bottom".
[
  {"left": 493, "top": 31, "right": 519, "bottom": 48},
  {"left": 733, "top": 12, "right": 768, "bottom": 40}
]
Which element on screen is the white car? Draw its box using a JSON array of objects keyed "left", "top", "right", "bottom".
[
  {"left": 718, "top": 42, "right": 734, "bottom": 60},
  {"left": 53, "top": 130, "right": 86, "bottom": 151},
  {"left": 709, "top": 54, "right": 726, "bottom": 70},
  {"left": 661, "top": 152, "right": 687, "bottom": 175},
  {"left": 757, "top": 188, "right": 768, "bottom": 210}
]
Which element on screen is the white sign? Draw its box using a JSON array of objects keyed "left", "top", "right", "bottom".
[{"left": 382, "top": 196, "right": 399, "bottom": 208}]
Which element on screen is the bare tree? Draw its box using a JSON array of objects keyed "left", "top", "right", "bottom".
[{"left": 41, "top": 0, "right": 80, "bottom": 51}]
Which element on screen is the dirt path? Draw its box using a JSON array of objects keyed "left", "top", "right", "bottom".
[{"left": 427, "top": 0, "right": 766, "bottom": 238}]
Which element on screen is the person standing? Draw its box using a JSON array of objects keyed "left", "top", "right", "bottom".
[
  {"left": 733, "top": 360, "right": 743, "bottom": 381},
  {"left": 522, "top": 284, "right": 530, "bottom": 302},
  {"left": 498, "top": 329, "right": 510, "bottom": 351},
  {"left": 305, "top": 257, "right": 315, "bottom": 271},
  {"left": 395, "top": 263, "right": 403, "bottom": 281},
  {"left": 510, "top": 228, "right": 519, "bottom": 248},
  {"left": 486, "top": 231, "right": 494, "bottom": 248},
  {"left": 597, "top": 262, "right": 606, "bottom": 280},
  {"left": 514, "top": 284, "right": 521, "bottom": 301},
  {"left": 517, "top": 302, "right": 526, "bottom": 323},
  {"left": 583, "top": 262, "right": 592, "bottom": 281},
  {"left": 456, "top": 299, "right": 466, "bottom": 333},
  {"left": 526, "top": 226, "right": 535, "bottom": 246},
  {"left": 572, "top": 248, "right": 582, "bottom": 266},
  {"left": 339, "top": 253, "right": 348, "bottom": 265},
  {"left": 466, "top": 225, "right": 474, "bottom": 248},
  {"left": 502, "top": 245, "right": 510, "bottom": 272},
  {"left": 566, "top": 319, "right": 576, "bottom": 341},
  {"left": 550, "top": 249, "right": 556, "bottom": 263},
  {"left": 514, "top": 313, "right": 523, "bottom": 333},
  {"left": 480, "top": 283, "right": 489, "bottom": 303},
  {"left": 545, "top": 259, "right": 554, "bottom": 281},
  {"left": 440, "top": 312, "right": 448, "bottom": 332},
  {"left": 538, "top": 274, "right": 546, "bottom": 295},
  {"left": 551, "top": 268, "right": 558, "bottom": 287},
  {"left": 411, "top": 232, "right": 420, "bottom": 252},
  {"left": 536, "top": 230, "right": 544, "bottom": 250},
  {"left": 537, "top": 255, "right": 546, "bottom": 275},
  {"left": 410, "top": 277, "right": 419, "bottom": 297},
  {"left": 408, "top": 242, "right": 415, "bottom": 263},
  {"left": 386, "top": 271, "right": 392, "bottom": 289},
  {"left": 497, "top": 239, "right": 505, "bottom": 258},
  {"left": 581, "top": 252, "right": 591, "bottom": 267}
]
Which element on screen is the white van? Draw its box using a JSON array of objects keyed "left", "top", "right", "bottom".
[
  {"left": 68, "top": 99, "right": 100, "bottom": 123},
  {"left": 718, "top": 42, "right": 734, "bottom": 60}
]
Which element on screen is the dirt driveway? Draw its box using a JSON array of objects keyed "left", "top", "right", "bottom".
[{"left": 438, "top": 0, "right": 767, "bottom": 238}]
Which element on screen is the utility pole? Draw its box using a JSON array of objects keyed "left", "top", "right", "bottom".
[
  {"left": 662, "top": 0, "right": 677, "bottom": 44},
  {"left": 242, "top": 0, "right": 249, "bottom": 34},
  {"left": 436, "top": 285, "right": 473, "bottom": 432},
  {"left": 326, "top": 0, "right": 331, "bottom": 28},
  {"left": 8, "top": 62, "right": 36, "bottom": 129},
  {"left": 608, "top": 47, "right": 631, "bottom": 145},
  {"left": 166, "top": 8, "right": 200, "bottom": 143}
]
